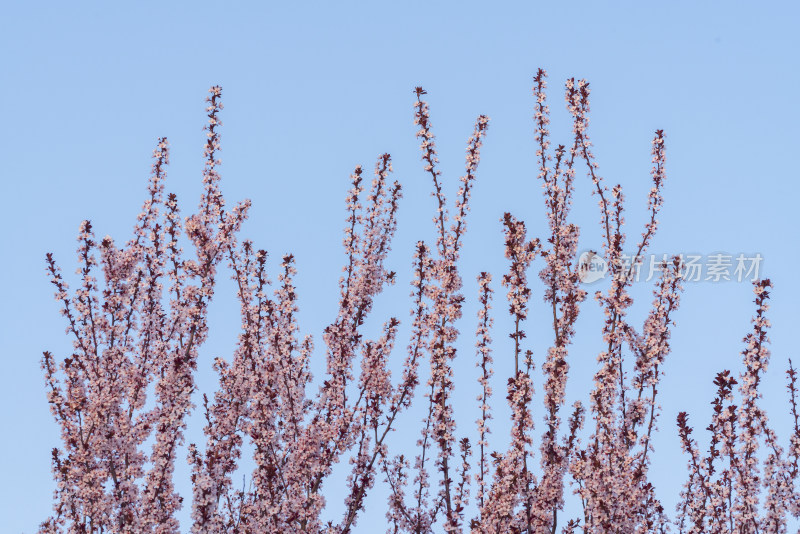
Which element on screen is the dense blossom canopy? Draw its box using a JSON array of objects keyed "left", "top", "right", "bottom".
[{"left": 39, "top": 72, "right": 800, "bottom": 534}]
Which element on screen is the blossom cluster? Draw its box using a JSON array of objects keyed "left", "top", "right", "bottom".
[{"left": 38, "top": 73, "right": 800, "bottom": 534}]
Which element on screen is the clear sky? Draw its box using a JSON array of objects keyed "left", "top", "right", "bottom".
[{"left": 1, "top": 1, "right": 799, "bottom": 532}]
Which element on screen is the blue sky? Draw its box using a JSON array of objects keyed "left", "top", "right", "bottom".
[{"left": 1, "top": 1, "right": 799, "bottom": 532}]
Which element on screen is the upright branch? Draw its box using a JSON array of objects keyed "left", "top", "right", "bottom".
[
  {"left": 787, "top": 360, "right": 800, "bottom": 518},
  {"left": 501, "top": 214, "right": 539, "bottom": 375},
  {"left": 188, "top": 145, "right": 406, "bottom": 533},
  {"left": 41, "top": 86, "right": 249, "bottom": 534},
  {"left": 676, "top": 279, "right": 800, "bottom": 533},
  {"left": 414, "top": 87, "right": 448, "bottom": 256},
  {"left": 474, "top": 272, "right": 494, "bottom": 515},
  {"left": 565, "top": 74, "right": 675, "bottom": 534},
  {"left": 389, "top": 87, "right": 489, "bottom": 534},
  {"left": 731, "top": 279, "right": 777, "bottom": 532},
  {"left": 533, "top": 69, "right": 588, "bottom": 533},
  {"left": 628, "top": 257, "right": 683, "bottom": 467}
]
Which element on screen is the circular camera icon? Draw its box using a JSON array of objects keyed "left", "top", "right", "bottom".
[{"left": 578, "top": 250, "right": 607, "bottom": 284}]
